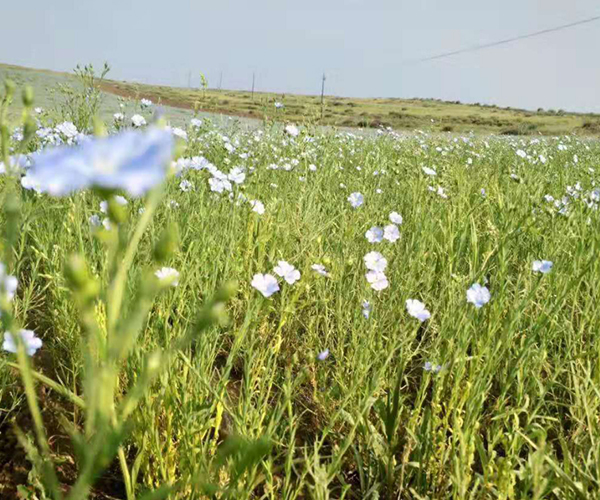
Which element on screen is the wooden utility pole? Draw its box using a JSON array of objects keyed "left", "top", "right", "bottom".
[
  {"left": 251, "top": 72, "right": 256, "bottom": 100},
  {"left": 320, "top": 73, "right": 326, "bottom": 119},
  {"left": 218, "top": 71, "right": 223, "bottom": 91}
]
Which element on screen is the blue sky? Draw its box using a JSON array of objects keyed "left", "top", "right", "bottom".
[{"left": 1, "top": 0, "right": 599, "bottom": 112}]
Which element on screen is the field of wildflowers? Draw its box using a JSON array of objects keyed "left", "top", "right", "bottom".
[{"left": 1, "top": 74, "right": 600, "bottom": 499}]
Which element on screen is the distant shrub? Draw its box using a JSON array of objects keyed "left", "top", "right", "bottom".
[
  {"left": 580, "top": 120, "right": 600, "bottom": 134},
  {"left": 582, "top": 120, "right": 597, "bottom": 129},
  {"left": 501, "top": 123, "right": 538, "bottom": 136},
  {"left": 55, "top": 62, "right": 110, "bottom": 132}
]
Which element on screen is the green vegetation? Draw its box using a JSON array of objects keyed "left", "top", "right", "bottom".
[
  {"left": 1, "top": 66, "right": 600, "bottom": 499},
  {"left": 3, "top": 61, "right": 600, "bottom": 135},
  {"left": 100, "top": 76, "right": 600, "bottom": 136},
  {"left": 0, "top": 63, "right": 196, "bottom": 126}
]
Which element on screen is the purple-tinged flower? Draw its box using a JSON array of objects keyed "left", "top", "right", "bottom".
[
  {"left": 348, "top": 192, "right": 364, "bottom": 208},
  {"left": 311, "top": 264, "right": 329, "bottom": 277},
  {"left": 466, "top": 283, "right": 490, "bottom": 308},
  {"left": 317, "top": 349, "right": 330, "bottom": 361},
  {"left": 3, "top": 330, "right": 42, "bottom": 356},
  {"left": 423, "top": 362, "right": 442, "bottom": 373},
  {"left": 365, "top": 226, "right": 384, "bottom": 243},
  {"left": 362, "top": 300, "right": 371, "bottom": 319},
  {"left": 406, "top": 299, "right": 431, "bottom": 322},
  {"left": 532, "top": 260, "right": 553, "bottom": 274},
  {"left": 251, "top": 273, "right": 279, "bottom": 298},
  {"left": 23, "top": 128, "right": 173, "bottom": 197}
]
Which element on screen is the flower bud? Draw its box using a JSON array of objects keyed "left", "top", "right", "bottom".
[
  {"left": 0, "top": 124, "right": 9, "bottom": 152},
  {"left": 172, "top": 139, "right": 187, "bottom": 161},
  {"left": 107, "top": 197, "right": 128, "bottom": 224},
  {"left": 22, "top": 86, "right": 34, "bottom": 107},
  {"left": 208, "top": 302, "right": 229, "bottom": 326},
  {"left": 65, "top": 254, "right": 99, "bottom": 303},
  {"left": 93, "top": 117, "right": 108, "bottom": 137},
  {"left": 144, "top": 350, "right": 162, "bottom": 379},
  {"left": 214, "top": 280, "right": 237, "bottom": 302},
  {"left": 65, "top": 255, "right": 89, "bottom": 286},
  {"left": 23, "top": 117, "right": 37, "bottom": 143},
  {"left": 153, "top": 223, "right": 179, "bottom": 263},
  {"left": 4, "top": 80, "right": 15, "bottom": 100}
]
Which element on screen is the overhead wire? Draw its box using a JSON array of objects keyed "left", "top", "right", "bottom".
[{"left": 404, "top": 14, "right": 600, "bottom": 65}]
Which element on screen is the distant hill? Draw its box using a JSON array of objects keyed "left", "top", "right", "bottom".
[
  {"left": 0, "top": 63, "right": 196, "bottom": 127},
  {"left": 2, "top": 62, "right": 600, "bottom": 136}
]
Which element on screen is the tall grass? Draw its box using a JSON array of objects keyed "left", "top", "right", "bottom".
[{"left": 1, "top": 77, "right": 600, "bottom": 499}]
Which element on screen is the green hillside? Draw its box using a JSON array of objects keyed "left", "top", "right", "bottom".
[{"left": 2, "top": 61, "right": 600, "bottom": 135}]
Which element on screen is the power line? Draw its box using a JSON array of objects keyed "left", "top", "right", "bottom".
[{"left": 405, "top": 14, "right": 600, "bottom": 65}]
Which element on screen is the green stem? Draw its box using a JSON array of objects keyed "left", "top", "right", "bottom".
[
  {"left": 118, "top": 445, "right": 135, "bottom": 500},
  {"left": 16, "top": 346, "right": 63, "bottom": 499},
  {"left": 107, "top": 185, "right": 164, "bottom": 338},
  {"left": 105, "top": 183, "right": 168, "bottom": 499},
  {"left": 8, "top": 362, "right": 86, "bottom": 409}
]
